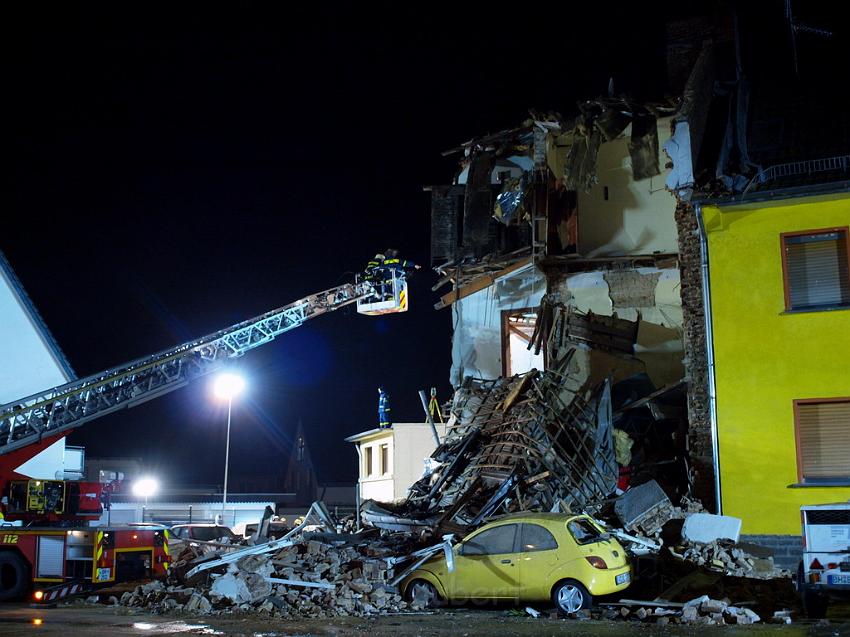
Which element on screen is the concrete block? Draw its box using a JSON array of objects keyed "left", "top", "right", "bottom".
[{"left": 683, "top": 513, "right": 742, "bottom": 544}]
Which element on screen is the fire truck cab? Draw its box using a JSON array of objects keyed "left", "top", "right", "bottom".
[{"left": 0, "top": 524, "right": 170, "bottom": 601}]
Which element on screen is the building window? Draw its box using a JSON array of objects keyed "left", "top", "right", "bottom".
[
  {"left": 364, "top": 446, "right": 374, "bottom": 477},
  {"left": 795, "top": 399, "right": 850, "bottom": 483},
  {"left": 501, "top": 308, "right": 545, "bottom": 376},
  {"left": 781, "top": 227, "right": 850, "bottom": 311},
  {"left": 380, "top": 444, "right": 390, "bottom": 476}
]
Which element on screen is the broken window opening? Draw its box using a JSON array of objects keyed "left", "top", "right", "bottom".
[
  {"left": 501, "top": 308, "right": 545, "bottom": 376},
  {"left": 568, "top": 518, "right": 604, "bottom": 545}
]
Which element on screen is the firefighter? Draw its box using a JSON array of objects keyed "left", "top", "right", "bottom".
[
  {"left": 378, "top": 385, "right": 392, "bottom": 429},
  {"left": 364, "top": 253, "right": 385, "bottom": 280},
  {"left": 383, "top": 248, "right": 421, "bottom": 276},
  {"left": 364, "top": 253, "right": 386, "bottom": 300}
]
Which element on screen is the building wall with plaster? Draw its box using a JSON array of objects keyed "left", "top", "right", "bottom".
[
  {"left": 549, "top": 267, "right": 685, "bottom": 388},
  {"left": 703, "top": 193, "right": 850, "bottom": 535},
  {"left": 349, "top": 424, "right": 447, "bottom": 504},
  {"left": 576, "top": 116, "right": 678, "bottom": 257},
  {"left": 450, "top": 267, "right": 546, "bottom": 386}
]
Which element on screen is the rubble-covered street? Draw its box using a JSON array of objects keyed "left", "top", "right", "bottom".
[{"left": 2, "top": 604, "right": 850, "bottom": 637}]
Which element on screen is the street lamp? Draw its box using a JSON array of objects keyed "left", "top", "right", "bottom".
[
  {"left": 132, "top": 477, "right": 159, "bottom": 498},
  {"left": 213, "top": 373, "right": 245, "bottom": 518},
  {"left": 132, "top": 477, "right": 159, "bottom": 522}
]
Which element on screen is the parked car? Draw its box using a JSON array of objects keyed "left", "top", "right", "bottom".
[
  {"left": 233, "top": 519, "right": 293, "bottom": 540},
  {"left": 169, "top": 524, "right": 241, "bottom": 544},
  {"left": 797, "top": 501, "right": 850, "bottom": 618},
  {"left": 400, "top": 513, "right": 631, "bottom": 614}
]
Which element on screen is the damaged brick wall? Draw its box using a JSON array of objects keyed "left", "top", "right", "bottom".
[{"left": 675, "top": 201, "right": 715, "bottom": 511}]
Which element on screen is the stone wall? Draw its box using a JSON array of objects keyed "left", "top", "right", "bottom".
[
  {"left": 740, "top": 534, "right": 803, "bottom": 571},
  {"left": 674, "top": 201, "right": 715, "bottom": 510}
]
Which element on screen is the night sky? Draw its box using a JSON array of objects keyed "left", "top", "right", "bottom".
[{"left": 6, "top": 3, "right": 717, "bottom": 487}]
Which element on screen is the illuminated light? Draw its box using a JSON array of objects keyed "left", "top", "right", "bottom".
[
  {"left": 585, "top": 556, "right": 608, "bottom": 569},
  {"left": 133, "top": 534, "right": 138, "bottom": 540},
  {"left": 34, "top": 591, "right": 44, "bottom": 601},
  {"left": 132, "top": 478, "right": 159, "bottom": 498},
  {"left": 213, "top": 373, "right": 245, "bottom": 400},
  {"left": 132, "top": 622, "right": 156, "bottom": 630},
  {"left": 33, "top": 618, "right": 43, "bottom": 626}
]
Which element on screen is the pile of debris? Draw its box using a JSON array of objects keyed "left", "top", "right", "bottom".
[
  {"left": 114, "top": 529, "right": 449, "bottom": 618},
  {"left": 96, "top": 504, "right": 451, "bottom": 618},
  {"left": 673, "top": 541, "right": 786, "bottom": 579},
  {"left": 601, "top": 596, "right": 766, "bottom": 626},
  {"left": 362, "top": 306, "right": 691, "bottom": 540}
]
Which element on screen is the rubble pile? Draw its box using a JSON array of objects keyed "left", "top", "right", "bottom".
[
  {"left": 361, "top": 307, "right": 693, "bottom": 540},
  {"left": 673, "top": 541, "right": 787, "bottom": 579},
  {"left": 116, "top": 533, "right": 433, "bottom": 618},
  {"left": 600, "top": 596, "right": 765, "bottom": 626}
]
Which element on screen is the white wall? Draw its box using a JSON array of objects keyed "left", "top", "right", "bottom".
[
  {"left": 358, "top": 431, "right": 395, "bottom": 504},
  {"left": 0, "top": 259, "right": 73, "bottom": 404},
  {"left": 353, "top": 423, "right": 448, "bottom": 504},
  {"left": 450, "top": 266, "right": 546, "bottom": 386},
  {"left": 391, "top": 423, "right": 447, "bottom": 501},
  {"left": 577, "top": 116, "right": 678, "bottom": 257},
  {"left": 557, "top": 267, "right": 684, "bottom": 387}
]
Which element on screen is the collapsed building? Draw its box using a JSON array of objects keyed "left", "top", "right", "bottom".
[{"left": 400, "top": 7, "right": 849, "bottom": 571}]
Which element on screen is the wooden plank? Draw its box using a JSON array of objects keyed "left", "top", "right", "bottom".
[{"left": 435, "top": 258, "right": 533, "bottom": 309}]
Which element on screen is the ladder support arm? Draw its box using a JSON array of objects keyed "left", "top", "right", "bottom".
[{"left": 0, "top": 281, "right": 373, "bottom": 456}]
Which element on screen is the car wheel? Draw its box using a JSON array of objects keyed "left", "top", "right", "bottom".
[
  {"left": 407, "top": 579, "right": 441, "bottom": 608},
  {"left": 552, "top": 580, "right": 591, "bottom": 615},
  {"left": 0, "top": 551, "right": 30, "bottom": 602}
]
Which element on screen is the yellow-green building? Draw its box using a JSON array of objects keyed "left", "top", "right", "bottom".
[{"left": 699, "top": 188, "right": 850, "bottom": 542}]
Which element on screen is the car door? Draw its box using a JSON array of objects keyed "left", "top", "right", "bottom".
[
  {"left": 516, "top": 523, "right": 561, "bottom": 600},
  {"left": 450, "top": 523, "right": 521, "bottom": 601}
]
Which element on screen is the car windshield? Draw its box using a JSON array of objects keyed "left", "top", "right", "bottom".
[
  {"left": 193, "top": 526, "right": 233, "bottom": 542},
  {"left": 567, "top": 518, "right": 603, "bottom": 545}
]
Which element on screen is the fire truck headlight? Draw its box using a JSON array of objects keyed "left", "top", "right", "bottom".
[{"left": 34, "top": 591, "right": 44, "bottom": 601}]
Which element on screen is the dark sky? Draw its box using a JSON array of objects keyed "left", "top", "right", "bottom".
[{"left": 5, "top": 2, "right": 717, "bottom": 487}]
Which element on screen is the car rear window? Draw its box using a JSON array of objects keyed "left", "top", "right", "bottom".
[
  {"left": 193, "top": 527, "right": 231, "bottom": 542},
  {"left": 567, "top": 518, "right": 603, "bottom": 545}
]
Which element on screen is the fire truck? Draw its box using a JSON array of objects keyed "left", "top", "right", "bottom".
[{"left": 0, "top": 269, "right": 408, "bottom": 601}]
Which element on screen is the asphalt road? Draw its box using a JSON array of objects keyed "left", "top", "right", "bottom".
[{"left": 1, "top": 604, "right": 850, "bottom": 637}]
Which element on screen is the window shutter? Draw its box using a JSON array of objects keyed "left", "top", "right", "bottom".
[
  {"left": 798, "top": 401, "right": 850, "bottom": 480},
  {"left": 785, "top": 231, "right": 850, "bottom": 309}
]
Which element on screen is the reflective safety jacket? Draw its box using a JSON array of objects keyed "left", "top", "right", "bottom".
[{"left": 383, "top": 257, "right": 416, "bottom": 271}]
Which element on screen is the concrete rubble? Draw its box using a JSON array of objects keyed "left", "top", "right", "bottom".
[
  {"left": 112, "top": 531, "right": 434, "bottom": 618},
  {"left": 599, "top": 595, "right": 762, "bottom": 626}
]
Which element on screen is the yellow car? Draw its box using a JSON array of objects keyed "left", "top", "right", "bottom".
[{"left": 401, "top": 513, "right": 631, "bottom": 614}]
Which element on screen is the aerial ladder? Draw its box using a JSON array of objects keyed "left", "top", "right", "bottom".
[
  {"left": 0, "top": 272, "right": 407, "bottom": 458},
  {"left": 0, "top": 268, "right": 408, "bottom": 600}
]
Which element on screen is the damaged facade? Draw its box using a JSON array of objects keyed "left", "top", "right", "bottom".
[
  {"left": 420, "top": 8, "right": 849, "bottom": 569},
  {"left": 426, "top": 102, "right": 693, "bottom": 513}
]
